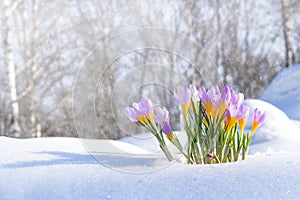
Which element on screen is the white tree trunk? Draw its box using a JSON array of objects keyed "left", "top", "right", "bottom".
[
  {"left": 281, "top": 0, "right": 295, "bottom": 67},
  {"left": 188, "top": 4, "right": 196, "bottom": 86},
  {"left": 23, "top": 0, "right": 40, "bottom": 137},
  {"left": 2, "top": 0, "right": 22, "bottom": 137}
]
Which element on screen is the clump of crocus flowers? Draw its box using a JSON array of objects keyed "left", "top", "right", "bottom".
[{"left": 125, "top": 85, "right": 266, "bottom": 164}]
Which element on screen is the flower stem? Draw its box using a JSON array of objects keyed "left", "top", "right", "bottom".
[{"left": 160, "top": 144, "right": 173, "bottom": 162}]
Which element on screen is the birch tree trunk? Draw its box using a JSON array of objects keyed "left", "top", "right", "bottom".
[
  {"left": 187, "top": 3, "right": 196, "bottom": 86},
  {"left": 2, "top": 0, "right": 22, "bottom": 137},
  {"left": 215, "top": 0, "right": 224, "bottom": 85},
  {"left": 281, "top": 0, "right": 295, "bottom": 67},
  {"left": 29, "top": 0, "right": 40, "bottom": 137}
]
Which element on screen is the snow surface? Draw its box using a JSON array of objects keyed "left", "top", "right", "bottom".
[
  {"left": 261, "top": 64, "right": 300, "bottom": 120},
  {"left": 1, "top": 65, "right": 300, "bottom": 199},
  {"left": 245, "top": 99, "right": 300, "bottom": 144},
  {"left": 1, "top": 134, "right": 300, "bottom": 200}
]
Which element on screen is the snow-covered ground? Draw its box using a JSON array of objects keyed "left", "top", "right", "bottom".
[
  {"left": 1, "top": 136, "right": 300, "bottom": 200},
  {"left": 261, "top": 64, "right": 300, "bottom": 120},
  {"left": 1, "top": 65, "right": 300, "bottom": 199}
]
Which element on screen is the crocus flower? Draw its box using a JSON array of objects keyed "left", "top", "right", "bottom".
[
  {"left": 220, "top": 86, "right": 231, "bottom": 104},
  {"left": 198, "top": 86, "right": 212, "bottom": 115},
  {"left": 198, "top": 85, "right": 220, "bottom": 103},
  {"left": 218, "top": 85, "right": 231, "bottom": 116},
  {"left": 251, "top": 108, "right": 267, "bottom": 133},
  {"left": 162, "top": 122, "right": 174, "bottom": 140},
  {"left": 125, "top": 106, "right": 139, "bottom": 122},
  {"left": 225, "top": 104, "right": 239, "bottom": 132},
  {"left": 209, "top": 85, "right": 221, "bottom": 107},
  {"left": 198, "top": 85, "right": 207, "bottom": 101},
  {"left": 189, "top": 84, "right": 200, "bottom": 102},
  {"left": 212, "top": 86, "right": 221, "bottom": 118},
  {"left": 206, "top": 153, "right": 220, "bottom": 163},
  {"left": 206, "top": 153, "right": 214, "bottom": 160},
  {"left": 174, "top": 87, "right": 191, "bottom": 105},
  {"left": 125, "top": 97, "right": 154, "bottom": 126},
  {"left": 174, "top": 87, "right": 191, "bottom": 121},
  {"left": 154, "top": 106, "right": 169, "bottom": 125},
  {"left": 135, "top": 97, "right": 153, "bottom": 115},
  {"left": 230, "top": 89, "right": 244, "bottom": 107},
  {"left": 200, "top": 85, "right": 221, "bottom": 119},
  {"left": 237, "top": 104, "right": 250, "bottom": 133},
  {"left": 189, "top": 84, "right": 199, "bottom": 110}
]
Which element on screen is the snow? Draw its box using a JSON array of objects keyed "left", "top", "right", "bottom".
[
  {"left": 1, "top": 135, "right": 300, "bottom": 199},
  {"left": 261, "top": 64, "right": 300, "bottom": 120},
  {"left": 245, "top": 99, "right": 300, "bottom": 143},
  {"left": 1, "top": 65, "right": 300, "bottom": 199}
]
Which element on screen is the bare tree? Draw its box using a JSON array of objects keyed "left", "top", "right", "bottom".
[
  {"left": 22, "top": 0, "right": 40, "bottom": 137},
  {"left": 0, "top": 0, "right": 298, "bottom": 139},
  {"left": 1, "top": 0, "right": 22, "bottom": 137},
  {"left": 281, "top": 0, "right": 295, "bottom": 67}
]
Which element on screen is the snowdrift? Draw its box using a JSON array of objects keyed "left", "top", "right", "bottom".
[{"left": 261, "top": 64, "right": 300, "bottom": 120}]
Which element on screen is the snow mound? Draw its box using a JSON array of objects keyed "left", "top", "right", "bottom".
[
  {"left": 261, "top": 64, "right": 300, "bottom": 120},
  {"left": 245, "top": 99, "right": 300, "bottom": 144}
]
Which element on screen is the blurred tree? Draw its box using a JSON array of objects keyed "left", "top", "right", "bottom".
[
  {"left": 1, "top": 0, "right": 22, "bottom": 137},
  {"left": 0, "top": 0, "right": 299, "bottom": 139},
  {"left": 281, "top": 0, "right": 295, "bottom": 67}
]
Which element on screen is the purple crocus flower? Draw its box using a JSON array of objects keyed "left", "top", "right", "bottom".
[
  {"left": 125, "top": 97, "right": 154, "bottom": 125},
  {"left": 162, "top": 122, "right": 174, "bottom": 140},
  {"left": 134, "top": 97, "right": 153, "bottom": 116},
  {"left": 189, "top": 84, "right": 200, "bottom": 102},
  {"left": 253, "top": 108, "right": 267, "bottom": 123},
  {"left": 251, "top": 108, "right": 267, "bottom": 133},
  {"left": 198, "top": 85, "right": 220, "bottom": 103},
  {"left": 199, "top": 85, "right": 221, "bottom": 118},
  {"left": 174, "top": 87, "right": 191, "bottom": 105},
  {"left": 218, "top": 86, "right": 231, "bottom": 115},
  {"left": 198, "top": 86, "right": 208, "bottom": 102},
  {"left": 230, "top": 89, "right": 244, "bottom": 107},
  {"left": 207, "top": 85, "right": 220, "bottom": 103},
  {"left": 237, "top": 104, "right": 250, "bottom": 119},
  {"left": 225, "top": 104, "right": 239, "bottom": 131},
  {"left": 162, "top": 122, "right": 172, "bottom": 134},
  {"left": 225, "top": 104, "right": 239, "bottom": 119},
  {"left": 220, "top": 86, "right": 231, "bottom": 105},
  {"left": 237, "top": 104, "right": 250, "bottom": 132},
  {"left": 174, "top": 87, "right": 191, "bottom": 120},
  {"left": 125, "top": 107, "right": 139, "bottom": 122},
  {"left": 154, "top": 106, "right": 169, "bottom": 125}
]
